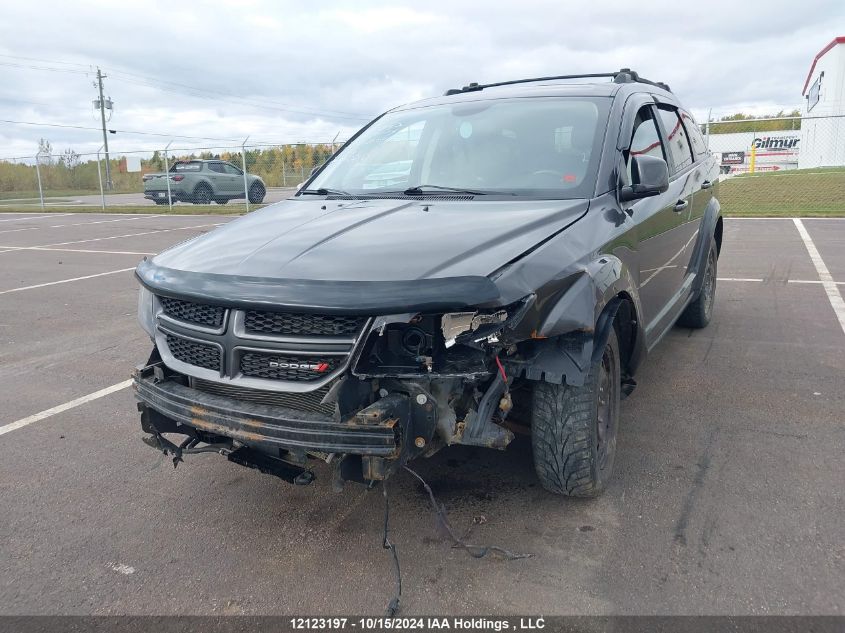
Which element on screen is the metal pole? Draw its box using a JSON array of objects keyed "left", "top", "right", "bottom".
[
  {"left": 331, "top": 131, "right": 340, "bottom": 154},
  {"left": 705, "top": 108, "right": 712, "bottom": 150},
  {"left": 34, "top": 156, "right": 45, "bottom": 210},
  {"left": 241, "top": 136, "right": 250, "bottom": 214},
  {"left": 164, "top": 141, "right": 173, "bottom": 213},
  {"left": 96, "top": 68, "right": 113, "bottom": 190},
  {"left": 96, "top": 145, "right": 105, "bottom": 210}
]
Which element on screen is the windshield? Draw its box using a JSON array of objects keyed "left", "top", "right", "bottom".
[{"left": 306, "top": 97, "right": 610, "bottom": 198}]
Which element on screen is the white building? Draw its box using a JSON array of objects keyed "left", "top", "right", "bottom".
[{"left": 799, "top": 36, "right": 845, "bottom": 168}]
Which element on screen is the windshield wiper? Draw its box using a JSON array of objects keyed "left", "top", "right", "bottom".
[
  {"left": 403, "top": 184, "right": 490, "bottom": 196},
  {"left": 299, "top": 187, "right": 351, "bottom": 196}
]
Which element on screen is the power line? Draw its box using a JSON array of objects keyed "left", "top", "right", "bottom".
[
  {"left": 0, "top": 61, "right": 90, "bottom": 75},
  {"left": 0, "top": 118, "right": 243, "bottom": 141},
  {"left": 105, "top": 68, "right": 373, "bottom": 119},
  {"left": 0, "top": 52, "right": 375, "bottom": 122},
  {"left": 107, "top": 73, "right": 373, "bottom": 121}
]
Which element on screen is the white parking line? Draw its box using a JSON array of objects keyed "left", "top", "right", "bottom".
[
  {"left": 793, "top": 218, "right": 845, "bottom": 335},
  {"left": 0, "top": 222, "right": 221, "bottom": 253},
  {"left": 20, "top": 247, "right": 154, "bottom": 255},
  {"left": 0, "top": 213, "right": 74, "bottom": 223},
  {"left": 48, "top": 215, "right": 155, "bottom": 228},
  {"left": 0, "top": 227, "right": 40, "bottom": 235},
  {"left": 717, "top": 277, "right": 764, "bottom": 282},
  {"left": 0, "top": 267, "right": 135, "bottom": 295},
  {"left": 0, "top": 380, "right": 133, "bottom": 437},
  {"left": 788, "top": 279, "right": 845, "bottom": 286}
]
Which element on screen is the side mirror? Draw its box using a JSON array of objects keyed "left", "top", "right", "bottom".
[
  {"left": 619, "top": 154, "right": 669, "bottom": 202},
  {"left": 310, "top": 165, "right": 320, "bottom": 177}
]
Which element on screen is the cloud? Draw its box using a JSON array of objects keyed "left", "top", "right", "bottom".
[{"left": 0, "top": 0, "right": 842, "bottom": 159}]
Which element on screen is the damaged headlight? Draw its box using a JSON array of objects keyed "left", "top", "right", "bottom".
[
  {"left": 441, "top": 295, "right": 534, "bottom": 348},
  {"left": 137, "top": 285, "right": 155, "bottom": 338}
]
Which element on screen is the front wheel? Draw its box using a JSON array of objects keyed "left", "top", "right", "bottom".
[
  {"left": 214, "top": 198, "right": 229, "bottom": 205},
  {"left": 678, "top": 242, "right": 717, "bottom": 328},
  {"left": 531, "top": 328, "right": 621, "bottom": 497},
  {"left": 248, "top": 182, "right": 266, "bottom": 204}
]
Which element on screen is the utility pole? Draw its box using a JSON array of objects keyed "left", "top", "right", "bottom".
[{"left": 95, "top": 67, "right": 113, "bottom": 190}]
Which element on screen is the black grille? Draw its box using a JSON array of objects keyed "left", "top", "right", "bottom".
[
  {"left": 244, "top": 311, "right": 365, "bottom": 337},
  {"left": 191, "top": 378, "right": 335, "bottom": 415},
  {"left": 166, "top": 334, "right": 221, "bottom": 371},
  {"left": 160, "top": 296, "right": 225, "bottom": 328},
  {"left": 240, "top": 352, "right": 340, "bottom": 381}
]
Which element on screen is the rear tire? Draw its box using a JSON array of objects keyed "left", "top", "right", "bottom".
[
  {"left": 248, "top": 182, "right": 266, "bottom": 204},
  {"left": 531, "top": 328, "right": 621, "bottom": 497},
  {"left": 214, "top": 198, "right": 229, "bottom": 205},
  {"left": 154, "top": 199, "right": 168, "bottom": 206},
  {"left": 678, "top": 242, "right": 717, "bottom": 329},
  {"left": 192, "top": 184, "right": 212, "bottom": 205}
]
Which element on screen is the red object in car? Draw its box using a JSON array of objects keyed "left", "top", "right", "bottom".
[{"left": 171, "top": 175, "right": 184, "bottom": 182}]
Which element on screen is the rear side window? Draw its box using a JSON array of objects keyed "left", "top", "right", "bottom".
[
  {"left": 172, "top": 161, "right": 203, "bottom": 172},
  {"left": 207, "top": 163, "right": 225, "bottom": 173},
  {"left": 626, "top": 107, "right": 665, "bottom": 184},
  {"left": 680, "top": 110, "right": 708, "bottom": 159},
  {"left": 656, "top": 107, "right": 694, "bottom": 174}
]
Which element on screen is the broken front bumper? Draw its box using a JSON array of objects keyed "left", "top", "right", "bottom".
[{"left": 133, "top": 363, "right": 405, "bottom": 458}]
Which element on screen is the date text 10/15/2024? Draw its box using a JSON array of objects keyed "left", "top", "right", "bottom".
[{"left": 290, "top": 617, "right": 547, "bottom": 630}]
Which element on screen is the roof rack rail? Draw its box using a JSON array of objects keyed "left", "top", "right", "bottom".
[{"left": 443, "top": 68, "right": 671, "bottom": 96}]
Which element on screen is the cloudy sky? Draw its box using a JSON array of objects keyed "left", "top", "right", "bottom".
[{"left": 1, "top": 0, "right": 842, "bottom": 160}]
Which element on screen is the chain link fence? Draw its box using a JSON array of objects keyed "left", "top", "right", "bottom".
[
  {"left": 2, "top": 113, "right": 844, "bottom": 216},
  {"left": 0, "top": 140, "right": 343, "bottom": 213},
  {"left": 704, "top": 114, "right": 845, "bottom": 216}
]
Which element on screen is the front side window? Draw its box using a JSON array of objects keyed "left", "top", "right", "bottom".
[
  {"left": 656, "top": 107, "right": 694, "bottom": 174},
  {"left": 306, "top": 97, "right": 611, "bottom": 199},
  {"left": 223, "top": 163, "right": 242, "bottom": 175},
  {"left": 626, "top": 107, "right": 666, "bottom": 184}
]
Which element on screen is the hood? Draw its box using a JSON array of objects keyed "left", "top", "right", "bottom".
[{"left": 152, "top": 197, "right": 588, "bottom": 282}]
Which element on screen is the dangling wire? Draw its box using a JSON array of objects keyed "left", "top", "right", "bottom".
[
  {"left": 381, "top": 481, "right": 402, "bottom": 616},
  {"left": 403, "top": 465, "right": 532, "bottom": 560}
]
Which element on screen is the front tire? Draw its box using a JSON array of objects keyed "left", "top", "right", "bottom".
[
  {"left": 531, "top": 328, "right": 621, "bottom": 497},
  {"left": 248, "top": 182, "right": 266, "bottom": 204},
  {"left": 214, "top": 198, "right": 229, "bottom": 205},
  {"left": 678, "top": 242, "right": 717, "bottom": 328}
]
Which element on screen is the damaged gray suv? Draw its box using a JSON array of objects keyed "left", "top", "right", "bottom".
[{"left": 134, "top": 69, "right": 722, "bottom": 497}]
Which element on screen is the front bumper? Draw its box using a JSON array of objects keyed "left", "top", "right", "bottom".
[{"left": 133, "top": 363, "right": 403, "bottom": 457}]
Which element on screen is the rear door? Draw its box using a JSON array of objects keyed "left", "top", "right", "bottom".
[{"left": 205, "top": 162, "right": 226, "bottom": 195}]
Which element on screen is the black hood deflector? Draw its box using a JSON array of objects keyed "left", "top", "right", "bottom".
[{"left": 136, "top": 258, "right": 500, "bottom": 315}]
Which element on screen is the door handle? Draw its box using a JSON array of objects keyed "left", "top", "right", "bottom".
[
  {"left": 701, "top": 180, "right": 712, "bottom": 190},
  {"left": 673, "top": 199, "right": 689, "bottom": 213}
]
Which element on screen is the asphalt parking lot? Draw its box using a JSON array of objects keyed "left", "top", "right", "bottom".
[{"left": 0, "top": 212, "right": 843, "bottom": 616}]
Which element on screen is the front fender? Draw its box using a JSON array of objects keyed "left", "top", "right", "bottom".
[
  {"left": 513, "top": 255, "right": 645, "bottom": 388},
  {"left": 536, "top": 255, "right": 641, "bottom": 339}
]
